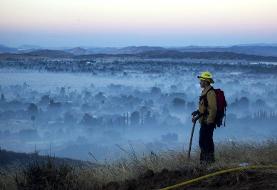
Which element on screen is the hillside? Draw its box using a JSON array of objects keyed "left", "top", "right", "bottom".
[
  {"left": 0, "top": 140, "right": 276, "bottom": 190},
  {"left": 0, "top": 148, "right": 89, "bottom": 169}
]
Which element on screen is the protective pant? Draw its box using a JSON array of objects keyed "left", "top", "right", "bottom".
[{"left": 199, "top": 123, "right": 215, "bottom": 163}]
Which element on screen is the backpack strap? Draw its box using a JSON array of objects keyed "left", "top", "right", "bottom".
[
  {"left": 199, "top": 87, "right": 214, "bottom": 115},
  {"left": 199, "top": 87, "right": 214, "bottom": 107}
]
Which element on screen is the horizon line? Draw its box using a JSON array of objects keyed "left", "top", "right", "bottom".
[{"left": 2, "top": 42, "right": 277, "bottom": 49}]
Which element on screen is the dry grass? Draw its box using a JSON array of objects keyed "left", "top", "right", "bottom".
[
  {"left": 0, "top": 172, "right": 17, "bottom": 190},
  {"left": 1, "top": 139, "right": 277, "bottom": 190},
  {"left": 78, "top": 139, "right": 277, "bottom": 184}
]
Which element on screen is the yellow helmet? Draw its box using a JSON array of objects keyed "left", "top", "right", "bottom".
[{"left": 197, "top": 71, "right": 214, "bottom": 83}]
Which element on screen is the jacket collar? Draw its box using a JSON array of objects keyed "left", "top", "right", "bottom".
[{"left": 201, "top": 85, "right": 212, "bottom": 96}]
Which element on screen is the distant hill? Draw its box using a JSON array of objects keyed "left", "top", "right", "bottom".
[
  {"left": 1, "top": 43, "right": 277, "bottom": 61},
  {"left": 137, "top": 50, "right": 277, "bottom": 61},
  {"left": 228, "top": 45, "right": 277, "bottom": 56},
  {"left": 84, "top": 44, "right": 277, "bottom": 56},
  {"left": 86, "top": 46, "right": 166, "bottom": 54},
  {"left": 0, "top": 45, "right": 17, "bottom": 53},
  {"left": 1, "top": 49, "right": 277, "bottom": 62},
  {"left": 174, "top": 45, "right": 277, "bottom": 57},
  {"left": 118, "top": 46, "right": 166, "bottom": 54},
  {"left": 65, "top": 47, "right": 91, "bottom": 55},
  {"left": 17, "top": 44, "right": 42, "bottom": 53},
  {"left": 68, "top": 45, "right": 277, "bottom": 56},
  {"left": 24, "top": 49, "right": 74, "bottom": 58},
  {"left": 0, "top": 44, "right": 277, "bottom": 56},
  {"left": 0, "top": 148, "right": 90, "bottom": 168}
]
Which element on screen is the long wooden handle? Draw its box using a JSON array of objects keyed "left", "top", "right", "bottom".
[{"left": 188, "top": 122, "right": 196, "bottom": 159}]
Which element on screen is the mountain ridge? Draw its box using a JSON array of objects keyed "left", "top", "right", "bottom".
[
  {"left": 1, "top": 43, "right": 277, "bottom": 56},
  {"left": 2, "top": 49, "right": 277, "bottom": 62}
]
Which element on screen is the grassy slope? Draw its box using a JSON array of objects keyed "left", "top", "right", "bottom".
[{"left": 0, "top": 140, "right": 276, "bottom": 190}]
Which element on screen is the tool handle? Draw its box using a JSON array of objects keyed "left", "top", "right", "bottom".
[{"left": 187, "top": 122, "right": 196, "bottom": 159}]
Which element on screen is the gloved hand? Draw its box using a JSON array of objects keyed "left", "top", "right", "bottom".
[
  {"left": 192, "top": 110, "right": 200, "bottom": 123},
  {"left": 192, "top": 116, "right": 197, "bottom": 123},
  {"left": 191, "top": 110, "right": 200, "bottom": 117}
]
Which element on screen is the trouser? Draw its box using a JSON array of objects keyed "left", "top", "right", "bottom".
[{"left": 199, "top": 123, "right": 215, "bottom": 163}]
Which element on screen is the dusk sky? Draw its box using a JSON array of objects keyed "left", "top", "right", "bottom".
[{"left": 1, "top": 0, "right": 277, "bottom": 47}]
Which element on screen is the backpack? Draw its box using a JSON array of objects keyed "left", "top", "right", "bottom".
[{"left": 201, "top": 87, "right": 227, "bottom": 127}]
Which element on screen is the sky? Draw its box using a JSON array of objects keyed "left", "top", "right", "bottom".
[{"left": 0, "top": 0, "right": 277, "bottom": 47}]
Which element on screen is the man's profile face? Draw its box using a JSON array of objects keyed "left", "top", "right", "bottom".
[{"left": 200, "top": 80, "right": 205, "bottom": 88}]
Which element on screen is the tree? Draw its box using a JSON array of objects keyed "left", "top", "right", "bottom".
[
  {"left": 151, "top": 87, "right": 162, "bottom": 95},
  {"left": 131, "top": 111, "right": 140, "bottom": 126},
  {"left": 63, "top": 112, "right": 76, "bottom": 124},
  {"left": 0, "top": 93, "right": 5, "bottom": 102},
  {"left": 81, "top": 113, "right": 100, "bottom": 127},
  {"left": 39, "top": 95, "right": 50, "bottom": 105},
  {"left": 172, "top": 97, "right": 186, "bottom": 107},
  {"left": 27, "top": 103, "right": 38, "bottom": 116}
]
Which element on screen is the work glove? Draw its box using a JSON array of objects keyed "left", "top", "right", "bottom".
[
  {"left": 192, "top": 110, "right": 200, "bottom": 123},
  {"left": 192, "top": 117, "right": 197, "bottom": 124},
  {"left": 191, "top": 110, "right": 200, "bottom": 117}
]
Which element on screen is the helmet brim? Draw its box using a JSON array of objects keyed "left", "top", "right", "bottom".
[{"left": 197, "top": 76, "right": 214, "bottom": 83}]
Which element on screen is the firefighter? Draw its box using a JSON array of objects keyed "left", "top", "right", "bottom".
[{"left": 192, "top": 71, "right": 217, "bottom": 164}]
